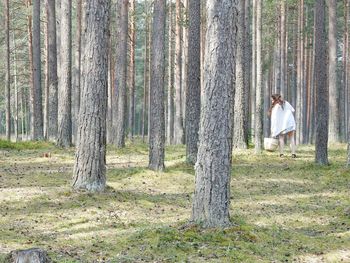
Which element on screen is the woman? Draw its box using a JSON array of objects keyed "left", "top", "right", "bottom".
[{"left": 268, "top": 94, "right": 297, "bottom": 158}]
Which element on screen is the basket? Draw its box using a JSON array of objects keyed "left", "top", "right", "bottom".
[{"left": 264, "top": 137, "right": 279, "bottom": 151}]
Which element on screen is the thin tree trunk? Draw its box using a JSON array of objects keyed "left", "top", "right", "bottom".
[
  {"left": 255, "top": 0, "right": 263, "bottom": 153},
  {"left": 57, "top": 0, "right": 72, "bottom": 147},
  {"left": 233, "top": 0, "right": 247, "bottom": 149},
  {"left": 114, "top": 0, "right": 128, "bottom": 148},
  {"left": 167, "top": 1, "right": 174, "bottom": 145},
  {"left": 192, "top": 0, "right": 237, "bottom": 228},
  {"left": 73, "top": 0, "right": 82, "bottom": 143},
  {"left": 185, "top": 0, "right": 201, "bottom": 163},
  {"left": 244, "top": 0, "right": 250, "bottom": 144},
  {"left": 128, "top": 0, "right": 136, "bottom": 141},
  {"left": 280, "top": 0, "right": 286, "bottom": 97},
  {"left": 182, "top": 0, "right": 188, "bottom": 135},
  {"left": 174, "top": 0, "right": 184, "bottom": 144},
  {"left": 12, "top": 33, "right": 19, "bottom": 142},
  {"left": 315, "top": 0, "right": 329, "bottom": 165},
  {"left": 72, "top": 0, "right": 110, "bottom": 192},
  {"left": 345, "top": 0, "right": 349, "bottom": 144},
  {"left": 328, "top": 0, "right": 339, "bottom": 143},
  {"left": 251, "top": 0, "right": 256, "bottom": 143},
  {"left": 44, "top": 7, "right": 49, "bottom": 140},
  {"left": 148, "top": 0, "right": 166, "bottom": 171},
  {"left": 5, "top": 0, "right": 11, "bottom": 141},
  {"left": 46, "top": 0, "right": 58, "bottom": 141},
  {"left": 142, "top": 14, "right": 150, "bottom": 142},
  {"left": 32, "top": 0, "right": 44, "bottom": 140}
]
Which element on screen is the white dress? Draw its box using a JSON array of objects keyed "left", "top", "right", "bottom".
[{"left": 270, "top": 101, "right": 296, "bottom": 137}]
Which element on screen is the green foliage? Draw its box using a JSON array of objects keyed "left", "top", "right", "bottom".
[{"left": 0, "top": 139, "right": 55, "bottom": 150}]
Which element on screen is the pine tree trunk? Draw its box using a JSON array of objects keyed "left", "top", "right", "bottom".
[
  {"left": 5, "top": 0, "right": 11, "bottom": 141},
  {"left": 233, "top": 0, "right": 247, "bottom": 150},
  {"left": 73, "top": 0, "right": 82, "bottom": 143},
  {"left": 251, "top": 0, "right": 256, "bottom": 143},
  {"left": 182, "top": 0, "right": 188, "bottom": 135},
  {"left": 114, "top": 0, "right": 128, "bottom": 148},
  {"left": 280, "top": 0, "right": 286, "bottom": 97},
  {"left": 255, "top": 0, "right": 263, "bottom": 154},
  {"left": 46, "top": 0, "right": 58, "bottom": 141},
  {"left": 315, "top": 0, "right": 329, "bottom": 165},
  {"left": 328, "top": 0, "right": 339, "bottom": 143},
  {"left": 72, "top": 0, "right": 110, "bottom": 192},
  {"left": 244, "top": 0, "right": 250, "bottom": 144},
  {"left": 167, "top": 1, "right": 175, "bottom": 145},
  {"left": 13, "top": 33, "right": 19, "bottom": 142},
  {"left": 32, "top": 0, "right": 44, "bottom": 140},
  {"left": 185, "top": 0, "right": 201, "bottom": 163},
  {"left": 128, "top": 0, "right": 136, "bottom": 141},
  {"left": 192, "top": 0, "right": 237, "bottom": 228},
  {"left": 148, "top": 0, "right": 166, "bottom": 171},
  {"left": 57, "top": 0, "right": 72, "bottom": 147},
  {"left": 142, "top": 14, "right": 150, "bottom": 142},
  {"left": 174, "top": 0, "right": 184, "bottom": 144}
]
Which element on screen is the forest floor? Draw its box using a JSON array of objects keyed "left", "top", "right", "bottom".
[{"left": 0, "top": 140, "right": 349, "bottom": 263}]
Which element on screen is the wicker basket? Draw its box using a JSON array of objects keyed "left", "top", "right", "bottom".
[{"left": 264, "top": 137, "right": 279, "bottom": 151}]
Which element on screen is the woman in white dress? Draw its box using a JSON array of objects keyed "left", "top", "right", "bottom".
[{"left": 268, "top": 94, "right": 297, "bottom": 158}]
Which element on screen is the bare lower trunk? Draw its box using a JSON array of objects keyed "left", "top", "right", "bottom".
[
  {"left": 233, "top": 0, "right": 247, "bottom": 150},
  {"left": 192, "top": 0, "right": 237, "bottom": 228},
  {"left": 114, "top": 0, "right": 129, "bottom": 148},
  {"left": 185, "top": 0, "right": 201, "bottom": 163},
  {"left": 142, "top": 14, "right": 150, "bottom": 142},
  {"left": 32, "top": 0, "right": 44, "bottom": 140},
  {"left": 128, "top": 0, "right": 136, "bottom": 141},
  {"left": 255, "top": 0, "right": 263, "bottom": 154},
  {"left": 174, "top": 0, "right": 184, "bottom": 144},
  {"left": 167, "top": 1, "right": 174, "bottom": 145},
  {"left": 5, "top": 0, "right": 11, "bottom": 141},
  {"left": 57, "top": 0, "right": 72, "bottom": 147},
  {"left": 148, "top": 0, "right": 166, "bottom": 171},
  {"left": 73, "top": 0, "right": 110, "bottom": 192},
  {"left": 314, "top": 0, "right": 328, "bottom": 165}
]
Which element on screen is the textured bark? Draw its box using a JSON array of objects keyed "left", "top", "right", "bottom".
[
  {"left": 185, "top": 0, "right": 201, "bottom": 163},
  {"left": 114, "top": 0, "right": 128, "bottom": 148},
  {"left": 46, "top": 0, "right": 58, "bottom": 141},
  {"left": 174, "top": 0, "right": 184, "bottom": 144},
  {"left": 251, "top": 0, "right": 256, "bottom": 143},
  {"left": 148, "top": 0, "right": 166, "bottom": 171},
  {"left": 142, "top": 15, "right": 150, "bottom": 142},
  {"left": 314, "top": 0, "right": 329, "bottom": 165},
  {"left": 233, "top": 0, "right": 247, "bottom": 150},
  {"left": 243, "top": 0, "right": 250, "bottom": 144},
  {"left": 182, "top": 0, "right": 188, "bottom": 134},
  {"left": 57, "top": 0, "right": 72, "bottom": 147},
  {"left": 192, "top": 0, "right": 237, "bottom": 228},
  {"left": 280, "top": 0, "right": 286, "bottom": 97},
  {"left": 32, "top": 0, "right": 44, "bottom": 140},
  {"left": 328, "top": 0, "right": 339, "bottom": 143},
  {"left": 167, "top": 1, "right": 175, "bottom": 145},
  {"left": 254, "top": 0, "right": 263, "bottom": 154},
  {"left": 72, "top": 0, "right": 110, "bottom": 192},
  {"left": 128, "top": 0, "right": 136, "bottom": 141},
  {"left": 73, "top": 0, "right": 82, "bottom": 143},
  {"left": 12, "top": 33, "right": 19, "bottom": 142},
  {"left": 5, "top": 0, "right": 11, "bottom": 141}
]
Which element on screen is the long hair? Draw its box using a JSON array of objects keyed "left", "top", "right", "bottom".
[{"left": 268, "top": 94, "right": 284, "bottom": 116}]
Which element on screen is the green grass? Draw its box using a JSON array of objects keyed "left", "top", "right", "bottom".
[{"left": 0, "top": 142, "right": 349, "bottom": 262}]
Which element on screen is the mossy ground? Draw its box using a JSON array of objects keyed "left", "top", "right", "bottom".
[{"left": 0, "top": 139, "right": 349, "bottom": 262}]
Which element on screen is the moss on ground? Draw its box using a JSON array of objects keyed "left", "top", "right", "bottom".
[{"left": 0, "top": 142, "right": 349, "bottom": 262}]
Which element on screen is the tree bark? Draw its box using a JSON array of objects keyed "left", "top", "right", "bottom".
[
  {"left": 280, "top": 0, "right": 286, "bottom": 97},
  {"left": 174, "top": 0, "right": 184, "bottom": 144},
  {"left": 185, "top": 0, "right": 201, "bottom": 163},
  {"left": 12, "top": 33, "right": 19, "bottom": 142},
  {"left": 315, "top": 0, "right": 329, "bottom": 165},
  {"left": 128, "top": 0, "right": 136, "bottom": 141},
  {"left": 167, "top": 1, "right": 175, "bottom": 145},
  {"left": 233, "top": 0, "right": 247, "bottom": 150},
  {"left": 32, "top": 0, "right": 44, "bottom": 140},
  {"left": 73, "top": 0, "right": 82, "bottom": 143},
  {"left": 192, "top": 0, "right": 237, "bottom": 228},
  {"left": 148, "top": 0, "right": 166, "bottom": 171},
  {"left": 57, "top": 0, "right": 72, "bottom": 147},
  {"left": 328, "top": 0, "right": 339, "bottom": 143},
  {"left": 142, "top": 13, "right": 150, "bottom": 142},
  {"left": 5, "top": 0, "right": 11, "bottom": 141},
  {"left": 46, "top": 0, "right": 58, "bottom": 141},
  {"left": 251, "top": 0, "right": 256, "bottom": 144},
  {"left": 255, "top": 0, "right": 263, "bottom": 154},
  {"left": 72, "top": 0, "right": 110, "bottom": 192},
  {"left": 114, "top": 0, "right": 129, "bottom": 148}
]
